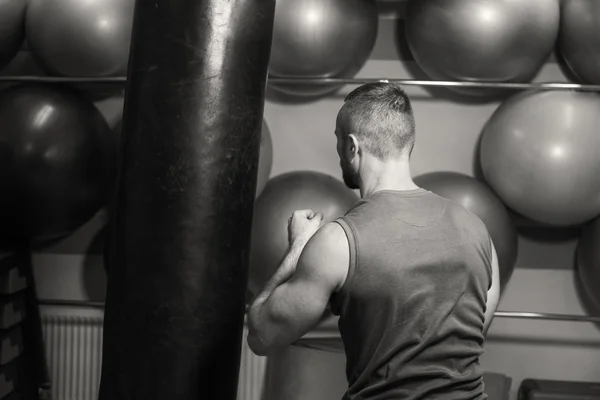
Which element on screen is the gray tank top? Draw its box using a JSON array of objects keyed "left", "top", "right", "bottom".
[{"left": 331, "top": 188, "right": 492, "bottom": 400}]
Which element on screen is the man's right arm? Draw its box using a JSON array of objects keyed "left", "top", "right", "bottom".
[{"left": 483, "top": 239, "right": 500, "bottom": 336}]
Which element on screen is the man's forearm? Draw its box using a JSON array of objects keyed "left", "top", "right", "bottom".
[
  {"left": 247, "top": 240, "right": 308, "bottom": 354},
  {"left": 251, "top": 240, "right": 307, "bottom": 306}
]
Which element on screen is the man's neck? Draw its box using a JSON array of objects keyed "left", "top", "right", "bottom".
[
  {"left": 359, "top": 170, "right": 418, "bottom": 198},
  {"left": 357, "top": 155, "right": 418, "bottom": 198},
  {"left": 360, "top": 180, "right": 419, "bottom": 198}
]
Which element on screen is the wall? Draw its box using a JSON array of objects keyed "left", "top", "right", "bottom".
[{"left": 3, "top": 4, "right": 599, "bottom": 400}]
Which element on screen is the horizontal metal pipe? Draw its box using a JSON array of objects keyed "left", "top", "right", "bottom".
[
  {"left": 0, "top": 76, "right": 127, "bottom": 83},
  {"left": 38, "top": 299, "right": 106, "bottom": 308},
  {"left": 271, "top": 78, "right": 600, "bottom": 91},
  {"left": 37, "top": 299, "right": 600, "bottom": 323},
  {"left": 493, "top": 311, "right": 600, "bottom": 323},
  {"left": 1, "top": 75, "right": 600, "bottom": 91}
]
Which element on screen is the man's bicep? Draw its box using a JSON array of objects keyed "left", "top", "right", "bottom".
[
  {"left": 262, "top": 227, "right": 345, "bottom": 344},
  {"left": 276, "top": 224, "right": 348, "bottom": 312},
  {"left": 295, "top": 223, "right": 349, "bottom": 288},
  {"left": 268, "top": 270, "right": 331, "bottom": 330},
  {"left": 273, "top": 223, "right": 348, "bottom": 319}
]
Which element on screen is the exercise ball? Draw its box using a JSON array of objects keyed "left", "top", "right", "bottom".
[
  {"left": 0, "top": 85, "right": 116, "bottom": 244},
  {"left": 576, "top": 216, "right": 600, "bottom": 314},
  {"left": 405, "top": 0, "right": 559, "bottom": 96},
  {"left": 248, "top": 171, "right": 358, "bottom": 295},
  {"left": 414, "top": 172, "right": 518, "bottom": 290},
  {"left": 26, "top": 0, "right": 135, "bottom": 76},
  {"left": 0, "top": 0, "right": 26, "bottom": 70},
  {"left": 268, "top": 0, "right": 378, "bottom": 99},
  {"left": 558, "top": 0, "right": 600, "bottom": 84},
  {"left": 480, "top": 90, "right": 600, "bottom": 226}
]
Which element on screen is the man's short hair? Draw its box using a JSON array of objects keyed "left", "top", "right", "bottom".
[{"left": 338, "top": 82, "right": 416, "bottom": 159}]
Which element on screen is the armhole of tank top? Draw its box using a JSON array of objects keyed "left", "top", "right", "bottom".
[
  {"left": 333, "top": 217, "right": 358, "bottom": 299},
  {"left": 487, "top": 235, "right": 494, "bottom": 291},
  {"left": 471, "top": 212, "right": 494, "bottom": 291}
]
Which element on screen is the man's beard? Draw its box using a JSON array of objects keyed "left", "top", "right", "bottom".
[{"left": 341, "top": 162, "right": 360, "bottom": 190}]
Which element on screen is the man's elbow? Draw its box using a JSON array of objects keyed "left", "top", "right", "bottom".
[
  {"left": 247, "top": 332, "right": 273, "bottom": 356},
  {"left": 247, "top": 304, "right": 282, "bottom": 355}
]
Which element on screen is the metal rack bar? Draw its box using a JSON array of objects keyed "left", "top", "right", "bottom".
[
  {"left": 1, "top": 75, "right": 600, "bottom": 91},
  {"left": 37, "top": 299, "right": 600, "bottom": 323},
  {"left": 0, "top": 76, "right": 127, "bottom": 83},
  {"left": 271, "top": 78, "right": 600, "bottom": 91},
  {"left": 493, "top": 311, "right": 600, "bottom": 323},
  {"left": 38, "top": 299, "right": 106, "bottom": 309}
]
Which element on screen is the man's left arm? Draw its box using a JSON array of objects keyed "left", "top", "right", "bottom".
[{"left": 247, "top": 222, "right": 349, "bottom": 355}]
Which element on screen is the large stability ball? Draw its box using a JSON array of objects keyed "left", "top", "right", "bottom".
[
  {"left": 414, "top": 172, "right": 518, "bottom": 291},
  {"left": 25, "top": 0, "right": 135, "bottom": 77},
  {"left": 577, "top": 217, "right": 600, "bottom": 314},
  {"left": 559, "top": 0, "right": 600, "bottom": 84},
  {"left": 0, "top": 85, "right": 116, "bottom": 244},
  {"left": 405, "top": 0, "right": 559, "bottom": 96},
  {"left": 248, "top": 171, "right": 358, "bottom": 295},
  {"left": 0, "top": 0, "right": 27, "bottom": 70},
  {"left": 480, "top": 90, "right": 600, "bottom": 226},
  {"left": 268, "top": 0, "right": 378, "bottom": 98}
]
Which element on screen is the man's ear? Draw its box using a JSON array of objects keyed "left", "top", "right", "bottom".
[{"left": 347, "top": 134, "right": 360, "bottom": 157}]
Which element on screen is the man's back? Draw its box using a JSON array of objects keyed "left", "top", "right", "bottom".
[{"left": 331, "top": 188, "right": 492, "bottom": 400}]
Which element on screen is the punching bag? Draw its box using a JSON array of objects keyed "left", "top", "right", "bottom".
[{"left": 98, "top": 1, "right": 276, "bottom": 399}]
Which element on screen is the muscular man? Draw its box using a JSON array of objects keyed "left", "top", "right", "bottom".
[{"left": 247, "top": 82, "right": 500, "bottom": 400}]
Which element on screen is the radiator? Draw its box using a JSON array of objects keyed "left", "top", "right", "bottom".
[
  {"left": 41, "top": 315, "right": 267, "bottom": 400},
  {"left": 42, "top": 316, "right": 104, "bottom": 400}
]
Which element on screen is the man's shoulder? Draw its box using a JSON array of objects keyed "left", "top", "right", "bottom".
[
  {"left": 304, "top": 222, "right": 349, "bottom": 260},
  {"left": 299, "top": 222, "right": 350, "bottom": 290}
]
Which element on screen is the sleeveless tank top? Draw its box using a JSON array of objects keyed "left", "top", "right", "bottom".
[{"left": 330, "top": 188, "right": 492, "bottom": 400}]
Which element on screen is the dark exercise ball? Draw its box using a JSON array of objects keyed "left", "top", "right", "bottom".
[
  {"left": 248, "top": 171, "right": 358, "bottom": 295},
  {"left": 268, "top": 0, "right": 378, "bottom": 99},
  {"left": 558, "top": 0, "right": 600, "bottom": 84},
  {"left": 414, "top": 171, "right": 518, "bottom": 291},
  {"left": 480, "top": 90, "right": 600, "bottom": 226},
  {"left": 0, "top": 0, "right": 27, "bottom": 70},
  {"left": 576, "top": 216, "right": 600, "bottom": 314},
  {"left": 26, "top": 0, "right": 135, "bottom": 77},
  {"left": 0, "top": 85, "right": 116, "bottom": 245},
  {"left": 405, "top": 0, "right": 559, "bottom": 97}
]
